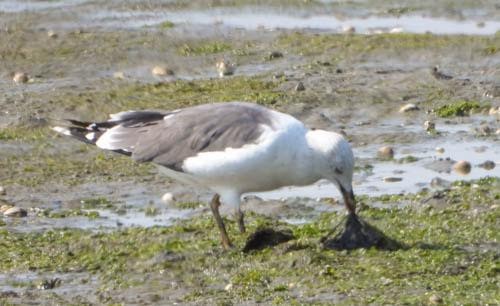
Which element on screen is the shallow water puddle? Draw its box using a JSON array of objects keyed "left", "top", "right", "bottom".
[
  {"left": 0, "top": 271, "right": 98, "bottom": 299},
  {"left": 79, "top": 8, "right": 500, "bottom": 35}
]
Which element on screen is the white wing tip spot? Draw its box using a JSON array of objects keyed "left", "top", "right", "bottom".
[{"left": 52, "top": 126, "right": 71, "bottom": 136}]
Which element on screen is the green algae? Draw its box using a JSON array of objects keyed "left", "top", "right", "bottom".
[
  {"left": 179, "top": 41, "right": 232, "bottom": 56},
  {"left": 434, "top": 100, "right": 482, "bottom": 117},
  {"left": 276, "top": 32, "right": 500, "bottom": 58},
  {"left": 0, "top": 149, "right": 153, "bottom": 187},
  {"left": 0, "top": 178, "right": 498, "bottom": 305},
  {"left": 48, "top": 76, "right": 286, "bottom": 119}
]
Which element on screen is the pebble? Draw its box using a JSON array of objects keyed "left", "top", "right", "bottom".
[
  {"left": 0, "top": 186, "right": 5, "bottom": 195},
  {"left": 224, "top": 283, "right": 233, "bottom": 291},
  {"left": 342, "top": 25, "right": 356, "bottom": 34},
  {"left": 113, "top": 71, "right": 126, "bottom": 79},
  {"left": 383, "top": 177, "right": 403, "bottom": 182},
  {"left": 47, "top": 30, "right": 57, "bottom": 38},
  {"left": 216, "top": 59, "right": 235, "bottom": 77},
  {"left": 429, "top": 294, "right": 443, "bottom": 304},
  {"left": 430, "top": 177, "right": 450, "bottom": 188},
  {"left": 13, "top": 72, "right": 29, "bottom": 83},
  {"left": 152, "top": 66, "right": 174, "bottom": 76},
  {"left": 399, "top": 103, "right": 419, "bottom": 113},
  {"left": 4, "top": 207, "right": 28, "bottom": 217},
  {"left": 377, "top": 146, "right": 394, "bottom": 159},
  {"left": 161, "top": 193, "right": 176, "bottom": 205},
  {"left": 435, "top": 147, "right": 445, "bottom": 154},
  {"left": 294, "top": 82, "right": 305, "bottom": 92},
  {"left": 268, "top": 51, "right": 283, "bottom": 60},
  {"left": 424, "top": 120, "right": 435, "bottom": 132},
  {"left": 478, "top": 160, "right": 496, "bottom": 170},
  {"left": 452, "top": 160, "right": 471, "bottom": 175},
  {"left": 476, "top": 124, "right": 493, "bottom": 136}
]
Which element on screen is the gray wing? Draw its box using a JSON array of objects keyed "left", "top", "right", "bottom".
[{"left": 95, "top": 102, "right": 274, "bottom": 171}]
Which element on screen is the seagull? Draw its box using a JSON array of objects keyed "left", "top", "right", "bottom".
[{"left": 53, "top": 102, "right": 356, "bottom": 249}]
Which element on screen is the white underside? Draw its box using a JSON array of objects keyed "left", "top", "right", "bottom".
[{"left": 158, "top": 110, "right": 329, "bottom": 213}]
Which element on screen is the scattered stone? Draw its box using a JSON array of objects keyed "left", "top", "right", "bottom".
[
  {"left": 0, "top": 186, "right": 5, "bottom": 195},
  {"left": 273, "top": 72, "right": 284, "bottom": 80},
  {"left": 224, "top": 283, "right": 233, "bottom": 291},
  {"left": 477, "top": 21, "right": 485, "bottom": 28},
  {"left": 399, "top": 103, "right": 419, "bottom": 113},
  {"left": 476, "top": 123, "right": 493, "bottom": 136},
  {"left": 161, "top": 192, "right": 176, "bottom": 205},
  {"left": 322, "top": 214, "right": 403, "bottom": 250},
  {"left": 453, "top": 160, "right": 471, "bottom": 175},
  {"left": 47, "top": 30, "right": 58, "bottom": 38},
  {"left": 3, "top": 206, "right": 28, "bottom": 217},
  {"left": 268, "top": 51, "right": 283, "bottom": 60},
  {"left": 0, "top": 291, "right": 19, "bottom": 298},
  {"left": 243, "top": 228, "right": 294, "bottom": 252},
  {"left": 377, "top": 146, "right": 394, "bottom": 159},
  {"left": 216, "top": 59, "right": 235, "bottom": 77},
  {"left": 491, "top": 204, "right": 499, "bottom": 210},
  {"left": 294, "top": 82, "right": 305, "bottom": 92},
  {"left": 424, "top": 120, "right": 436, "bottom": 132},
  {"left": 13, "top": 72, "right": 29, "bottom": 83},
  {"left": 435, "top": 147, "right": 445, "bottom": 154},
  {"left": 432, "top": 66, "right": 453, "bottom": 80},
  {"left": 478, "top": 160, "right": 496, "bottom": 170},
  {"left": 496, "top": 129, "right": 500, "bottom": 135},
  {"left": 342, "top": 25, "right": 356, "bottom": 34},
  {"left": 152, "top": 66, "right": 174, "bottom": 76},
  {"left": 335, "top": 68, "right": 343, "bottom": 74},
  {"left": 383, "top": 177, "right": 403, "bottom": 182},
  {"left": 429, "top": 294, "right": 443, "bottom": 304},
  {"left": 38, "top": 278, "right": 61, "bottom": 290},
  {"left": 430, "top": 177, "right": 451, "bottom": 188},
  {"left": 113, "top": 71, "right": 126, "bottom": 79}
]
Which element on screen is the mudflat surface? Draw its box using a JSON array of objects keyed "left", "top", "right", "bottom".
[{"left": 0, "top": 1, "right": 499, "bottom": 305}]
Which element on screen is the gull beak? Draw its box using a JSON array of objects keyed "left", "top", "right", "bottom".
[{"left": 340, "top": 185, "right": 356, "bottom": 215}]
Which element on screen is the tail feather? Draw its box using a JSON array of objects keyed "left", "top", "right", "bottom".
[{"left": 52, "top": 110, "right": 167, "bottom": 156}]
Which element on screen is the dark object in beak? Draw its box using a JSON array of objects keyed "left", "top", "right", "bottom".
[{"left": 340, "top": 185, "right": 356, "bottom": 215}]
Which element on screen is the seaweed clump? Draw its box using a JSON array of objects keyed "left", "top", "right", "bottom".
[{"left": 321, "top": 214, "right": 403, "bottom": 250}]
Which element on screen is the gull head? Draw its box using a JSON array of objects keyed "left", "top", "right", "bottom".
[{"left": 307, "top": 129, "right": 356, "bottom": 214}]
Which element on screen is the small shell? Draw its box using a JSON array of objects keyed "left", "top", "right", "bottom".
[{"left": 399, "top": 103, "right": 419, "bottom": 113}]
